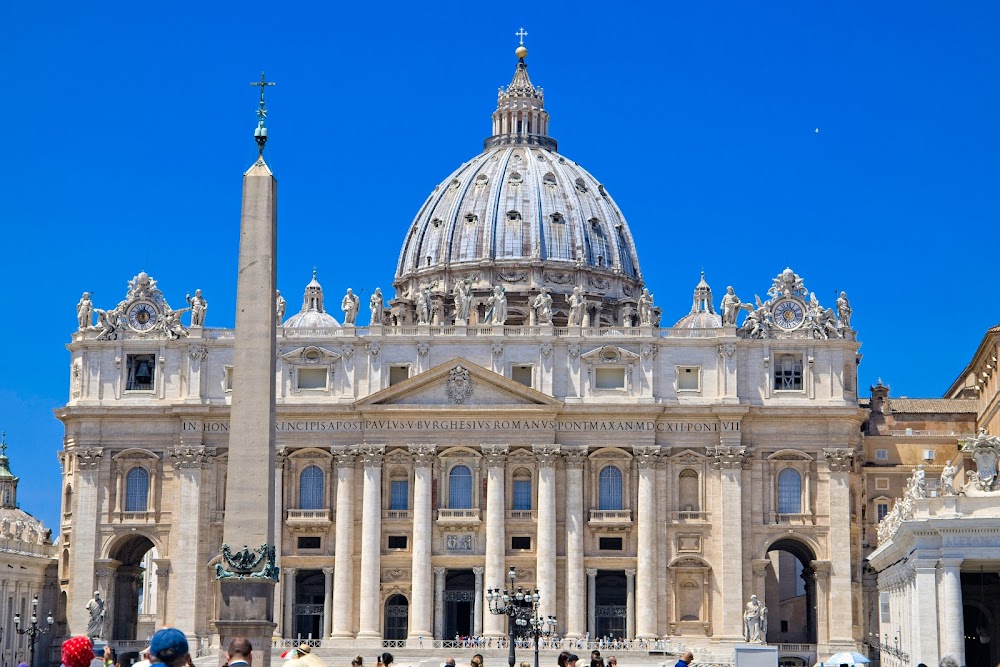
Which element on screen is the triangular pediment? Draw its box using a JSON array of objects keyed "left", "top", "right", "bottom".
[{"left": 357, "top": 358, "right": 562, "bottom": 407}]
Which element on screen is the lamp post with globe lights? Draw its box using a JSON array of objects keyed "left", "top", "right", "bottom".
[
  {"left": 486, "top": 566, "right": 557, "bottom": 667},
  {"left": 13, "top": 596, "right": 53, "bottom": 667}
]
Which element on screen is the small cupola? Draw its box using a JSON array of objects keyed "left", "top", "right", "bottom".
[{"left": 0, "top": 433, "right": 20, "bottom": 509}]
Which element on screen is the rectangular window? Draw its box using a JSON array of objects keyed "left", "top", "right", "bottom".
[
  {"left": 599, "top": 537, "right": 623, "bottom": 550},
  {"left": 677, "top": 366, "right": 701, "bottom": 391},
  {"left": 510, "top": 536, "right": 531, "bottom": 550},
  {"left": 297, "top": 367, "right": 327, "bottom": 390},
  {"left": 297, "top": 536, "right": 321, "bottom": 549},
  {"left": 780, "top": 621, "right": 788, "bottom": 633},
  {"left": 390, "top": 480, "right": 409, "bottom": 510},
  {"left": 224, "top": 366, "right": 233, "bottom": 392},
  {"left": 875, "top": 449, "right": 889, "bottom": 461},
  {"left": 511, "top": 365, "right": 533, "bottom": 387},
  {"left": 773, "top": 354, "right": 803, "bottom": 391},
  {"left": 125, "top": 354, "right": 156, "bottom": 391},
  {"left": 387, "top": 535, "right": 408, "bottom": 550},
  {"left": 876, "top": 502, "right": 889, "bottom": 522},
  {"left": 595, "top": 367, "right": 626, "bottom": 390},
  {"left": 389, "top": 365, "right": 410, "bottom": 386},
  {"left": 875, "top": 477, "right": 889, "bottom": 490},
  {"left": 512, "top": 479, "right": 532, "bottom": 510}
]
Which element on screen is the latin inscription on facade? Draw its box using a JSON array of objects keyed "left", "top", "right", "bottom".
[{"left": 182, "top": 419, "right": 740, "bottom": 433}]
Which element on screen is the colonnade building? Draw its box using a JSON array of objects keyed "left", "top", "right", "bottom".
[{"left": 57, "top": 45, "right": 866, "bottom": 663}]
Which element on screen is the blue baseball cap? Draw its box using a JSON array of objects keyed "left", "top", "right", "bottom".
[{"left": 150, "top": 628, "right": 188, "bottom": 662}]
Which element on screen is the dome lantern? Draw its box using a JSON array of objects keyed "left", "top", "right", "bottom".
[{"left": 485, "top": 37, "right": 556, "bottom": 151}]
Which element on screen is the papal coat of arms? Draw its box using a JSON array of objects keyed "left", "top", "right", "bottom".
[{"left": 446, "top": 365, "right": 474, "bottom": 404}]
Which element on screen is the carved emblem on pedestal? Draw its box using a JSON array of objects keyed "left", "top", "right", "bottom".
[{"left": 961, "top": 428, "right": 1000, "bottom": 493}]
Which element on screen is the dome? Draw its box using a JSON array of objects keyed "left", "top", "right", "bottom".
[
  {"left": 0, "top": 436, "right": 49, "bottom": 545},
  {"left": 391, "top": 47, "right": 644, "bottom": 326},
  {"left": 673, "top": 272, "right": 722, "bottom": 332},
  {"left": 283, "top": 271, "right": 340, "bottom": 328}
]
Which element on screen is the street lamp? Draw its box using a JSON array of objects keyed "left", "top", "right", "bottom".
[
  {"left": 14, "top": 596, "right": 54, "bottom": 667},
  {"left": 486, "top": 567, "right": 557, "bottom": 667}
]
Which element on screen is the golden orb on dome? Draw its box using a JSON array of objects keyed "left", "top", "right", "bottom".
[{"left": 515, "top": 45, "right": 528, "bottom": 59}]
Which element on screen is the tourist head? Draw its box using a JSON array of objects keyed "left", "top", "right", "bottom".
[
  {"left": 381, "top": 653, "right": 394, "bottom": 667},
  {"left": 606, "top": 657, "right": 617, "bottom": 667},
  {"left": 353, "top": 657, "right": 364, "bottom": 667},
  {"left": 226, "top": 637, "right": 253, "bottom": 664},
  {"left": 567, "top": 654, "right": 580, "bottom": 667},
  {"left": 681, "top": 652, "right": 693, "bottom": 666},
  {"left": 471, "top": 655, "right": 483, "bottom": 667},
  {"left": 150, "top": 627, "right": 190, "bottom": 667},
  {"left": 443, "top": 659, "right": 455, "bottom": 667},
  {"left": 939, "top": 658, "right": 960, "bottom": 667},
  {"left": 557, "top": 651, "right": 570, "bottom": 667},
  {"left": 61, "top": 636, "right": 95, "bottom": 667}
]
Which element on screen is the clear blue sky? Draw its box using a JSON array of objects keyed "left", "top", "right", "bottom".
[{"left": 2, "top": 2, "right": 998, "bottom": 532}]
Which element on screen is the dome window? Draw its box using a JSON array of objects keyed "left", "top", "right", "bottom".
[
  {"left": 464, "top": 213, "right": 478, "bottom": 226},
  {"left": 597, "top": 256, "right": 604, "bottom": 267},
  {"left": 543, "top": 172, "right": 557, "bottom": 188},
  {"left": 449, "top": 179, "right": 461, "bottom": 190},
  {"left": 431, "top": 218, "right": 443, "bottom": 229},
  {"left": 426, "top": 256, "right": 432, "bottom": 266},
  {"left": 475, "top": 174, "right": 489, "bottom": 188},
  {"left": 574, "top": 177, "right": 588, "bottom": 193},
  {"left": 507, "top": 210, "right": 522, "bottom": 224},
  {"left": 589, "top": 217, "right": 602, "bottom": 230},
  {"left": 509, "top": 171, "right": 523, "bottom": 186},
  {"left": 550, "top": 213, "right": 565, "bottom": 225}
]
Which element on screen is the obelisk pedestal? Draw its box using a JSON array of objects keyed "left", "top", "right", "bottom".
[{"left": 215, "top": 137, "right": 279, "bottom": 667}]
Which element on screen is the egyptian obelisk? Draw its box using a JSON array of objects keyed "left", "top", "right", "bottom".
[{"left": 215, "top": 73, "right": 278, "bottom": 667}]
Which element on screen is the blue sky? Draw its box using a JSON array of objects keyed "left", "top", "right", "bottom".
[{"left": 2, "top": 1, "right": 998, "bottom": 532}]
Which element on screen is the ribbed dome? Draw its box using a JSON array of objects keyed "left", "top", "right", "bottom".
[
  {"left": 396, "top": 146, "right": 641, "bottom": 278},
  {"left": 391, "top": 47, "right": 644, "bottom": 326}
]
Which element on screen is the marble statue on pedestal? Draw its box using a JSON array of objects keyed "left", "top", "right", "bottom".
[
  {"left": 532, "top": 288, "right": 553, "bottom": 325},
  {"left": 720, "top": 286, "right": 741, "bottom": 326},
  {"left": 416, "top": 287, "right": 433, "bottom": 325},
  {"left": 905, "top": 465, "right": 927, "bottom": 499},
  {"left": 160, "top": 308, "right": 189, "bottom": 340},
  {"left": 276, "top": 290, "right": 286, "bottom": 325},
  {"left": 86, "top": 591, "right": 107, "bottom": 640},
  {"left": 837, "top": 291, "right": 852, "bottom": 328},
  {"left": 341, "top": 288, "right": 360, "bottom": 325},
  {"left": 95, "top": 306, "right": 122, "bottom": 341},
  {"left": 940, "top": 462, "right": 958, "bottom": 496},
  {"left": 369, "top": 288, "right": 383, "bottom": 325},
  {"left": 742, "top": 594, "right": 767, "bottom": 643},
  {"left": 186, "top": 289, "right": 207, "bottom": 327},
  {"left": 453, "top": 279, "right": 472, "bottom": 325},
  {"left": 568, "top": 286, "right": 585, "bottom": 326},
  {"left": 638, "top": 288, "right": 654, "bottom": 326},
  {"left": 486, "top": 285, "right": 507, "bottom": 325},
  {"left": 77, "top": 292, "right": 93, "bottom": 330}
]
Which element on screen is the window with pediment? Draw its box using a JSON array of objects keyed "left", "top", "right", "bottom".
[
  {"left": 125, "top": 467, "right": 149, "bottom": 512},
  {"left": 298, "top": 466, "right": 325, "bottom": 510},
  {"left": 512, "top": 468, "right": 532, "bottom": 510},
  {"left": 678, "top": 469, "right": 700, "bottom": 512},
  {"left": 448, "top": 465, "right": 473, "bottom": 509},
  {"left": 598, "top": 465, "right": 623, "bottom": 510},
  {"left": 777, "top": 468, "right": 802, "bottom": 514}
]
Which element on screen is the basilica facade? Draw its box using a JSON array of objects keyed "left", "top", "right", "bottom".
[{"left": 57, "top": 46, "right": 870, "bottom": 664}]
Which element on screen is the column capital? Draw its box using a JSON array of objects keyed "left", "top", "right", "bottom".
[
  {"left": 334, "top": 445, "right": 357, "bottom": 467},
  {"left": 408, "top": 444, "right": 437, "bottom": 467},
  {"left": 586, "top": 568, "right": 598, "bottom": 577},
  {"left": 810, "top": 560, "right": 831, "bottom": 579},
  {"left": 434, "top": 566, "right": 447, "bottom": 576},
  {"left": 633, "top": 445, "right": 661, "bottom": 469},
  {"left": 939, "top": 557, "right": 964, "bottom": 570},
  {"left": 169, "top": 445, "right": 217, "bottom": 469},
  {"left": 76, "top": 447, "right": 104, "bottom": 470},
  {"left": 563, "top": 446, "right": 588, "bottom": 469},
  {"left": 625, "top": 568, "right": 636, "bottom": 578},
  {"left": 358, "top": 443, "right": 385, "bottom": 467},
  {"left": 473, "top": 566, "right": 485, "bottom": 576},
  {"left": 481, "top": 444, "right": 509, "bottom": 468},
  {"left": 913, "top": 559, "right": 938, "bottom": 573},
  {"left": 709, "top": 445, "right": 751, "bottom": 470},
  {"left": 823, "top": 448, "right": 855, "bottom": 472},
  {"left": 532, "top": 444, "right": 561, "bottom": 468},
  {"left": 752, "top": 559, "right": 770, "bottom": 575},
  {"left": 322, "top": 567, "right": 335, "bottom": 576},
  {"left": 275, "top": 446, "right": 289, "bottom": 469},
  {"left": 283, "top": 567, "right": 297, "bottom": 577}
]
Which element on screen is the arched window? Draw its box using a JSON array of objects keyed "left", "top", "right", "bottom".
[
  {"left": 512, "top": 468, "right": 532, "bottom": 511},
  {"left": 449, "top": 465, "right": 473, "bottom": 509},
  {"left": 299, "top": 466, "right": 325, "bottom": 510},
  {"left": 125, "top": 467, "right": 149, "bottom": 512},
  {"left": 598, "top": 465, "right": 623, "bottom": 511},
  {"left": 678, "top": 469, "right": 699, "bottom": 512},
  {"left": 777, "top": 468, "right": 802, "bottom": 514}
]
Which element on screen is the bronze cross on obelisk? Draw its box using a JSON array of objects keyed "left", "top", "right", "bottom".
[{"left": 250, "top": 72, "right": 276, "bottom": 155}]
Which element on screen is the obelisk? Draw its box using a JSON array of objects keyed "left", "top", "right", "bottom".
[{"left": 215, "top": 73, "right": 278, "bottom": 667}]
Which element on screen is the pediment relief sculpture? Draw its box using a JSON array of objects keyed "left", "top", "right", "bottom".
[
  {"left": 581, "top": 345, "right": 640, "bottom": 365},
  {"left": 282, "top": 346, "right": 341, "bottom": 364}
]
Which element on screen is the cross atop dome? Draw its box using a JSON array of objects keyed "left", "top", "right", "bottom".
[
  {"left": 516, "top": 27, "right": 528, "bottom": 45},
  {"left": 485, "top": 37, "right": 556, "bottom": 151}
]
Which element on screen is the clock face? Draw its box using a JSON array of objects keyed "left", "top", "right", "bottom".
[
  {"left": 772, "top": 298, "right": 805, "bottom": 330},
  {"left": 127, "top": 301, "right": 158, "bottom": 332}
]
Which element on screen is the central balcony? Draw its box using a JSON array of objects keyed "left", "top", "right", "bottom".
[
  {"left": 436, "top": 508, "right": 481, "bottom": 525},
  {"left": 589, "top": 509, "right": 633, "bottom": 525},
  {"left": 286, "top": 508, "right": 332, "bottom": 528}
]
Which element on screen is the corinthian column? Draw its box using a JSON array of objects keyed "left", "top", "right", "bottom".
[
  {"left": 533, "top": 444, "right": 560, "bottom": 622},
  {"left": 408, "top": 444, "right": 436, "bottom": 640},
  {"left": 633, "top": 446, "right": 659, "bottom": 639},
  {"left": 482, "top": 444, "right": 509, "bottom": 637},
  {"left": 710, "top": 443, "right": 750, "bottom": 641},
  {"left": 823, "top": 448, "right": 855, "bottom": 646},
  {"left": 331, "top": 447, "right": 357, "bottom": 641},
  {"left": 563, "top": 447, "right": 588, "bottom": 639},
  {"left": 357, "top": 444, "right": 386, "bottom": 640}
]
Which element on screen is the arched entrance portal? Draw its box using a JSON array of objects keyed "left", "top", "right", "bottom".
[
  {"left": 293, "top": 570, "right": 325, "bottom": 639},
  {"left": 384, "top": 594, "right": 409, "bottom": 640},
  {"left": 444, "top": 570, "right": 474, "bottom": 638},
  {"left": 108, "top": 535, "right": 157, "bottom": 641},
  {"left": 764, "top": 539, "right": 817, "bottom": 646}
]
